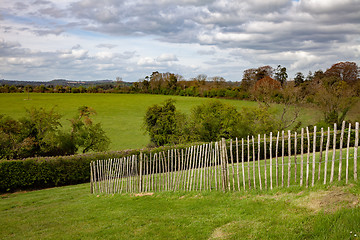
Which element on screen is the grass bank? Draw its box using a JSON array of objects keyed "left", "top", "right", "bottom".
[{"left": 0, "top": 182, "right": 359, "bottom": 239}]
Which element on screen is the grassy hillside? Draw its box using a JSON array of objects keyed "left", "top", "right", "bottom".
[
  {"left": 0, "top": 93, "right": 322, "bottom": 151},
  {"left": 0, "top": 182, "right": 359, "bottom": 239}
]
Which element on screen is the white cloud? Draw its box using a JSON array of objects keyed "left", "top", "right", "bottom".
[{"left": 156, "top": 53, "right": 178, "bottom": 62}]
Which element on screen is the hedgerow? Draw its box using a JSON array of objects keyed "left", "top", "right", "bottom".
[{"left": 0, "top": 143, "right": 197, "bottom": 193}]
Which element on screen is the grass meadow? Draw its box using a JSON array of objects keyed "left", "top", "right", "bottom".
[
  {"left": 1, "top": 181, "right": 359, "bottom": 239},
  {"left": 0, "top": 93, "right": 322, "bottom": 151}
]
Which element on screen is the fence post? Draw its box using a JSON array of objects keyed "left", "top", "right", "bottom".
[
  {"left": 230, "top": 139, "right": 235, "bottom": 191},
  {"left": 90, "top": 162, "right": 94, "bottom": 194},
  {"left": 355, "top": 122, "right": 359, "bottom": 181},
  {"left": 258, "top": 134, "right": 262, "bottom": 190},
  {"left": 270, "top": 132, "right": 273, "bottom": 190},
  {"left": 247, "top": 136, "right": 251, "bottom": 189},
  {"left": 276, "top": 132, "right": 279, "bottom": 187},
  {"left": 330, "top": 123, "right": 337, "bottom": 183},
  {"left": 139, "top": 153, "right": 143, "bottom": 192},
  {"left": 288, "top": 130, "right": 291, "bottom": 187},
  {"left": 312, "top": 126, "right": 317, "bottom": 187},
  {"left": 346, "top": 123, "right": 351, "bottom": 184},
  {"left": 281, "top": 131, "right": 285, "bottom": 188},
  {"left": 220, "top": 138, "right": 229, "bottom": 192},
  {"left": 306, "top": 127, "right": 310, "bottom": 188},
  {"left": 338, "top": 121, "right": 345, "bottom": 181},
  {"left": 264, "top": 134, "right": 267, "bottom": 190},
  {"left": 300, "top": 128, "right": 304, "bottom": 187},
  {"left": 252, "top": 136, "right": 256, "bottom": 189},
  {"left": 236, "top": 138, "right": 241, "bottom": 191},
  {"left": 294, "top": 132, "right": 297, "bottom": 183},
  {"left": 318, "top": 128, "right": 324, "bottom": 181}
]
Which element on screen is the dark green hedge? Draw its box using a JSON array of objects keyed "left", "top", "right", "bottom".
[{"left": 0, "top": 143, "right": 200, "bottom": 193}]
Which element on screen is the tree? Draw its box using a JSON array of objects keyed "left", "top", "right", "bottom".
[
  {"left": 188, "top": 100, "right": 240, "bottom": 142},
  {"left": 143, "top": 99, "right": 185, "bottom": 146},
  {"left": 251, "top": 76, "right": 281, "bottom": 105},
  {"left": 294, "top": 72, "right": 304, "bottom": 86},
  {"left": 188, "top": 100, "right": 279, "bottom": 141},
  {"left": 0, "top": 108, "right": 65, "bottom": 159},
  {"left": 0, "top": 107, "right": 110, "bottom": 159},
  {"left": 69, "top": 106, "right": 110, "bottom": 153},
  {"left": 325, "top": 62, "right": 359, "bottom": 84},
  {"left": 241, "top": 66, "right": 273, "bottom": 91},
  {"left": 274, "top": 65, "right": 288, "bottom": 86},
  {"left": 314, "top": 77, "right": 356, "bottom": 125}
]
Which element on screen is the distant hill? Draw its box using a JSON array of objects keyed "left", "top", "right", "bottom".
[{"left": 0, "top": 79, "right": 132, "bottom": 87}]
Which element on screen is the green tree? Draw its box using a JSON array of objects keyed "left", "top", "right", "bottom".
[
  {"left": 188, "top": 100, "right": 240, "bottom": 142},
  {"left": 275, "top": 65, "right": 288, "bottom": 86},
  {"left": 315, "top": 77, "right": 356, "bottom": 125},
  {"left": 294, "top": 72, "right": 304, "bottom": 86},
  {"left": 69, "top": 106, "right": 110, "bottom": 153},
  {"left": 144, "top": 99, "right": 185, "bottom": 146}
]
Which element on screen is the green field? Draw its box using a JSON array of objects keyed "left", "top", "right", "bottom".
[
  {"left": 1, "top": 182, "right": 359, "bottom": 239},
  {"left": 0, "top": 93, "right": 322, "bottom": 151}
]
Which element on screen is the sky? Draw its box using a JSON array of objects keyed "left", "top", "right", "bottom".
[{"left": 0, "top": 0, "right": 359, "bottom": 82}]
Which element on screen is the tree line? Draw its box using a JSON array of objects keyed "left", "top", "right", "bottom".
[{"left": 2, "top": 61, "right": 358, "bottom": 99}]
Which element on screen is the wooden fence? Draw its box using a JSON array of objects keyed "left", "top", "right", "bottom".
[{"left": 90, "top": 121, "right": 359, "bottom": 194}]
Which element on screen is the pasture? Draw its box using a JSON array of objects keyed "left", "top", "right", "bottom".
[{"left": 0, "top": 93, "right": 321, "bottom": 151}]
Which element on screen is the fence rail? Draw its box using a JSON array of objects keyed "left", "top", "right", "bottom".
[{"left": 90, "top": 121, "right": 359, "bottom": 194}]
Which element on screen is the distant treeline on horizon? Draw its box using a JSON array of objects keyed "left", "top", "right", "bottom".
[{"left": 1, "top": 61, "right": 359, "bottom": 101}]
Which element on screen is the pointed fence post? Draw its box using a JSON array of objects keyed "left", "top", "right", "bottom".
[
  {"left": 252, "top": 136, "right": 256, "bottom": 189},
  {"left": 318, "top": 128, "right": 324, "bottom": 181},
  {"left": 258, "top": 134, "right": 262, "bottom": 190},
  {"left": 281, "top": 131, "right": 285, "bottom": 187},
  {"left": 306, "top": 127, "right": 310, "bottom": 188},
  {"left": 338, "top": 121, "right": 345, "bottom": 181},
  {"left": 355, "top": 122, "right": 359, "bottom": 181},
  {"left": 330, "top": 123, "right": 337, "bottom": 183},
  {"left": 270, "top": 132, "right": 273, "bottom": 190},
  {"left": 300, "top": 128, "right": 304, "bottom": 187},
  {"left": 294, "top": 132, "right": 297, "bottom": 183},
  {"left": 324, "top": 127, "right": 330, "bottom": 184},
  {"left": 236, "top": 138, "right": 241, "bottom": 191},
  {"left": 276, "top": 132, "right": 280, "bottom": 187},
  {"left": 139, "top": 153, "right": 143, "bottom": 192},
  {"left": 230, "top": 139, "right": 235, "bottom": 191},
  {"left": 220, "top": 138, "right": 229, "bottom": 192},
  {"left": 288, "top": 130, "right": 292, "bottom": 187},
  {"left": 312, "top": 126, "right": 317, "bottom": 187},
  {"left": 264, "top": 134, "right": 267, "bottom": 190},
  {"left": 346, "top": 123, "right": 351, "bottom": 184},
  {"left": 247, "top": 136, "right": 251, "bottom": 189}
]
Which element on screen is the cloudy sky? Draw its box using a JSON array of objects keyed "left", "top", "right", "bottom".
[{"left": 0, "top": 0, "right": 359, "bottom": 82}]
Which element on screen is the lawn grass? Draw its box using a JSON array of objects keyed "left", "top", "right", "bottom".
[
  {"left": 0, "top": 181, "right": 359, "bottom": 239},
  {"left": 0, "top": 93, "right": 322, "bottom": 152}
]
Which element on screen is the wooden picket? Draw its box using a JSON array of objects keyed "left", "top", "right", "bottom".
[{"left": 91, "top": 121, "right": 360, "bottom": 195}]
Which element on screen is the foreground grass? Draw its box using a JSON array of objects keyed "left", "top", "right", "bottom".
[
  {"left": 1, "top": 182, "right": 359, "bottom": 239},
  {"left": 0, "top": 93, "right": 321, "bottom": 151}
]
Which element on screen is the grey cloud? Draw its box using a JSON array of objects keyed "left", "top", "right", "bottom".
[
  {"left": 33, "top": 27, "right": 64, "bottom": 36},
  {"left": 96, "top": 44, "right": 118, "bottom": 49},
  {"left": 14, "top": 2, "right": 28, "bottom": 10},
  {"left": 37, "top": 6, "right": 67, "bottom": 18},
  {"left": 197, "top": 48, "right": 216, "bottom": 55}
]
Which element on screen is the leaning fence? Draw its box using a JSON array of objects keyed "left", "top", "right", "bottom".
[{"left": 90, "top": 121, "right": 359, "bottom": 194}]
